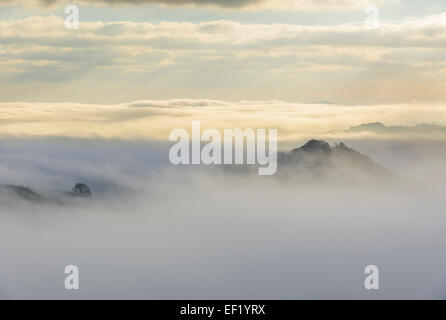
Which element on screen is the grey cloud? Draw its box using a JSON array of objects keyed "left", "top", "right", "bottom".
[
  {"left": 1, "top": 0, "right": 266, "bottom": 8},
  {"left": 0, "top": 0, "right": 395, "bottom": 10}
]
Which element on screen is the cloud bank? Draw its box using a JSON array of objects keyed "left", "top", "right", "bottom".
[{"left": 0, "top": 99, "right": 445, "bottom": 142}]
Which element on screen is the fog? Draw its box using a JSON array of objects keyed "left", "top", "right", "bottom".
[{"left": 0, "top": 138, "right": 445, "bottom": 299}]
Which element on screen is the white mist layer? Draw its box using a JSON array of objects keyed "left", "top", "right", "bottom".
[{"left": 0, "top": 138, "right": 445, "bottom": 299}]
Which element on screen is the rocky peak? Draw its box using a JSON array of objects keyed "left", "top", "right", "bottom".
[{"left": 293, "top": 139, "right": 331, "bottom": 153}]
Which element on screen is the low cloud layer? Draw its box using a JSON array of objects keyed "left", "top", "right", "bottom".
[{"left": 0, "top": 100, "right": 445, "bottom": 142}]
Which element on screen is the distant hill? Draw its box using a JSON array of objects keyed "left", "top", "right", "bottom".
[
  {"left": 0, "top": 183, "right": 92, "bottom": 204},
  {"left": 277, "top": 139, "right": 394, "bottom": 181},
  {"left": 0, "top": 185, "right": 44, "bottom": 203},
  {"left": 346, "top": 122, "right": 446, "bottom": 135},
  {"left": 0, "top": 141, "right": 396, "bottom": 205}
]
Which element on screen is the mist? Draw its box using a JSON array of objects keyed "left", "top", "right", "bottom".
[{"left": 0, "top": 137, "right": 445, "bottom": 299}]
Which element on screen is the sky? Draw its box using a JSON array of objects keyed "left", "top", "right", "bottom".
[
  {"left": 2, "top": 1, "right": 446, "bottom": 299},
  {"left": 0, "top": 0, "right": 445, "bottom": 139}
]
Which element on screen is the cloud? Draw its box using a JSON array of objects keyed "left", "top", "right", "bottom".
[
  {"left": 0, "top": 0, "right": 399, "bottom": 11},
  {"left": 0, "top": 14, "right": 446, "bottom": 103},
  {"left": 0, "top": 99, "right": 445, "bottom": 143},
  {"left": 0, "top": 134, "right": 446, "bottom": 299},
  {"left": 4, "top": 13, "right": 446, "bottom": 49}
]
